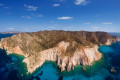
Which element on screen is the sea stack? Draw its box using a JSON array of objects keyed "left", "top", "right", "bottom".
[{"left": 0, "top": 31, "right": 119, "bottom": 73}]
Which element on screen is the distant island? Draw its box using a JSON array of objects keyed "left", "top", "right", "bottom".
[
  {"left": 109, "top": 32, "right": 120, "bottom": 38},
  {"left": 0, "top": 31, "right": 22, "bottom": 34},
  {"left": 0, "top": 31, "right": 119, "bottom": 73}
]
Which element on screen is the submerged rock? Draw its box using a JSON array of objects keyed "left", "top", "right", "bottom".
[
  {"left": 82, "top": 66, "right": 86, "bottom": 71},
  {"left": 39, "top": 71, "right": 43, "bottom": 76},
  {"left": 0, "top": 31, "right": 119, "bottom": 73},
  {"left": 7, "top": 70, "right": 19, "bottom": 80},
  {"left": 35, "top": 76, "right": 41, "bottom": 80},
  {"left": 56, "top": 72, "right": 58, "bottom": 75},
  {"left": 59, "top": 76, "right": 63, "bottom": 80}
]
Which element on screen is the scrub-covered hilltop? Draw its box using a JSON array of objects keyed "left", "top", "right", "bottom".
[{"left": 0, "top": 31, "right": 119, "bottom": 73}]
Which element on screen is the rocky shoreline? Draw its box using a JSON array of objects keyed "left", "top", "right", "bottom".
[{"left": 0, "top": 31, "right": 119, "bottom": 73}]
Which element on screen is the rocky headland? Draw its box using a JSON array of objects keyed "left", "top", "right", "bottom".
[{"left": 0, "top": 31, "right": 119, "bottom": 73}]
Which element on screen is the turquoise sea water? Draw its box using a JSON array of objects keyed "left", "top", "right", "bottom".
[{"left": 0, "top": 33, "right": 120, "bottom": 80}]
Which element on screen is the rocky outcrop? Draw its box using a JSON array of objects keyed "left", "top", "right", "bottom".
[{"left": 0, "top": 31, "right": 119, "bottom": 73}]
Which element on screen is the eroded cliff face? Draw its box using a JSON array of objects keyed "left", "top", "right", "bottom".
[{"left": 0, "top": 31, "right": 119, "bottom": 73}]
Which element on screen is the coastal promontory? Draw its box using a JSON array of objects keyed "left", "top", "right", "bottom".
[{"left": 0, "top": 31, "right": 119, "bottom": 73}]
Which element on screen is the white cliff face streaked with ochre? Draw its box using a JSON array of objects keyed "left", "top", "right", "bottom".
[
  {"left": 0, "top": 31, "right": 119, "bottom": 73},
  {"left": 23, "top": 41, "right": 101, "bottom": 73}
]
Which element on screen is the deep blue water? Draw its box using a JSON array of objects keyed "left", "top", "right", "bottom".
[
  {"left": 0, "top": 33, "right": 120, "bottom": 80},
  {"left": 0, "top": 33, "right": 15, "bottom": 40}
]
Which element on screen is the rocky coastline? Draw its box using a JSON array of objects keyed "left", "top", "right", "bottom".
[{"left": 0, "top": 31, "right": 119, "bottom": 73}]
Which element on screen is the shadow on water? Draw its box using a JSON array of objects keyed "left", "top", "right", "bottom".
[{"left": 0, "top": 48, "right": 31, "bottom": 80}]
